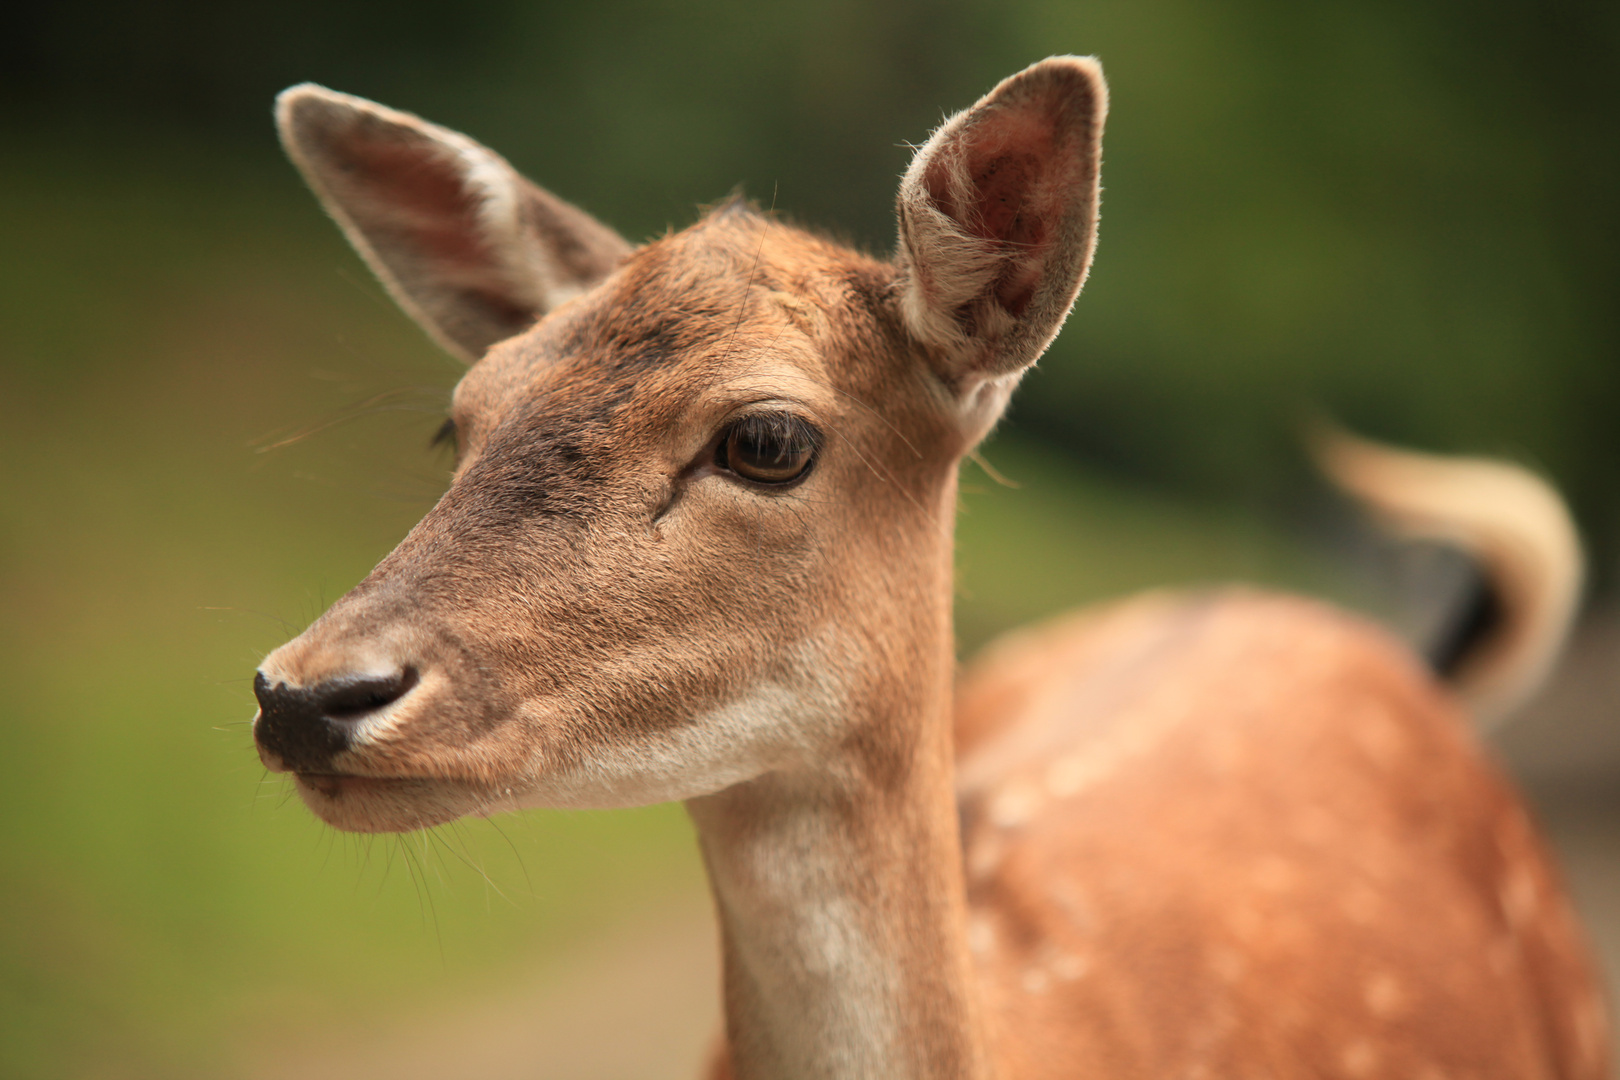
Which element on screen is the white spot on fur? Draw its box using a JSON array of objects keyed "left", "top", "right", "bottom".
[
  {"left": 988, "top": 778, "right": 1044, "bottom": 828},
  {"left": 1498, "top": 864, "right": 1539, "bottom": 928},
  {"left": 1339, "top": 1039, "right": 1379, "bottom": 1077},
  {"left": 968, "top": 916, "right": 996, "bottom": 957},
  {"left": 967, "top": 833, "right": 1003, "bottom": 880},
  {"left": 1252, "top": 856, "right": 1296, "bottom": 892},
  {"left": 1363, "top": 971, "right": 1406, "bottom": 1018},
  {"left": 1045, "top": 750, "right": 1108, "bottom": 798},
  {"left": 1051, "top": 952, "right": 1089, "bottom": 982}
]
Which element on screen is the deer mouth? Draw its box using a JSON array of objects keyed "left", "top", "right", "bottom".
[
  {"left": 294, "top": 771, "right": 404, "bottom": 797},
  {"left": 289, "top": 771, "right": 490, "bottom": 833}
]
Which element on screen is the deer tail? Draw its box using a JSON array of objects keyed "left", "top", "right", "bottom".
[{"left": 1313, "top": 426, "right": 1584, "bottom": 728}]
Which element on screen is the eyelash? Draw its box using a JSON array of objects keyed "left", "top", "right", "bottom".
[
  {"left": 430, "top": 418, "right": 457, "bottom": 454},
  {"left": 428, "top": 411, "right": 821, "bottom": 487},
  {"left": 715, "top": 412, "right": 821, "bottom": 486}
]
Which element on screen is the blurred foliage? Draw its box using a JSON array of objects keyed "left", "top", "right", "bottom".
[
  {"left": 2, "top": 2, "right": 1617, "bottom": 1075},
  {"left": 0, "top": 162, "right": 708, "bottom": 1077},
  {"left": 5, "top": 0, "right": 1617, "bottom": 573}
]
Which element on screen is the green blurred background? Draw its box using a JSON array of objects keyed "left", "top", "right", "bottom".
[{"left": 2, "top": 2, "right": 1616, "bottom": 1077}]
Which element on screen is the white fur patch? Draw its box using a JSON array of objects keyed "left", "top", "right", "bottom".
[
  {"left": 696, "top": 778, "right": 906, "bottom": 1078},
  {"left": 513, "top": 636, "right": 853, "bottom": 810}
]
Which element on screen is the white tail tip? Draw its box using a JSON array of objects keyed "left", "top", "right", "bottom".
[{"left": 1313, "top": 425, "right": 1584, "bottom": 728}]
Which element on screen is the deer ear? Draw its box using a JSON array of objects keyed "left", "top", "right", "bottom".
[
  {"left": 896, "top": 57, "right": 1107, "bottom": 388},
  {"left": 276, "top": 84, "right": 632, "bottom": 362}
]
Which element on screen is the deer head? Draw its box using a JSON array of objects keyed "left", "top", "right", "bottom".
[{"left": 254, "top": 57, "right": 1107, "bottom": 834}]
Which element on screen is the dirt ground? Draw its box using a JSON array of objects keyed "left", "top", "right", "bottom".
[
  {"left": 250, "top": 615, "right": 1619, "bottom": 1080},
  {"left": 244, "top": 895, "right": 723, "bottom": 1080}
]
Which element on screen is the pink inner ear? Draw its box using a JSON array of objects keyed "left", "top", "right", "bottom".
[
  {"left": 335, "top": 134, "right": 497, "bottom": 273},
  {"left": 922, "top": 100, "right": 1073, "bottom": 318},
  {"left": 964, "top": 110, "right": 1056, "bottom": 248}
]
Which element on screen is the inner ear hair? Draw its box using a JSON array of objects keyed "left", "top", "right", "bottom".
[
  {"left": 276, "top": 84, "right": 631, "bottom": 362},
  {"left": 896, "top": 56, "right": 1107, "bottom": 387}
]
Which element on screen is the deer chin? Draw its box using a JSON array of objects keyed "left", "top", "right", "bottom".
[{"left": 291, "top": 772, "right": 491, "bottom": 833}]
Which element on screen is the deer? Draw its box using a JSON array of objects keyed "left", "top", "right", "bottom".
[{"left": 253, "top": 57, "right": 1611, "bottom": 1079}]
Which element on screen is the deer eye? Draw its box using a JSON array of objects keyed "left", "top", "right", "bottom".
[{"left": 717, "top": 413, "right": 820, "bottom": 486}]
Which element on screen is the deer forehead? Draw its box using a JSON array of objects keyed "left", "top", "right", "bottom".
[{"left": 450, "top": 213, "right": 907, "bottom": 449}]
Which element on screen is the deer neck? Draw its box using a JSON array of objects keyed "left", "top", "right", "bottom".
[{"left": 686, "top": 610, "right": 991, "bottom": 1080}]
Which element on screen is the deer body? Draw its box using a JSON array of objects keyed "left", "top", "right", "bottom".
[
  {"left": 253, "top": 58, "right": 1609, "bottom": 1079},
  {"left": 954, "top": 591, "right": 1606, "bottom": 1078}
]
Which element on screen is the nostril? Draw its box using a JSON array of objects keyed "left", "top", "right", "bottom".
[
  {"left": 320, "top": 667, "right": 420, "bottom": 720},
  {"left": 253, "top": 667, "right": 420, "bottom": 724},
  {"left": 253, "top": 666, "right": 420, "bottom": 772}
]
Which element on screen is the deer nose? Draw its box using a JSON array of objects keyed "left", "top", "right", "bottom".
[{"left": 252, "top": 667, "right": 418, "bottom": 772}]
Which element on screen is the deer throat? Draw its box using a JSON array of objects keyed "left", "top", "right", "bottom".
[{"left": 686, "top": 690, "right": 993, "bottom": 1080}]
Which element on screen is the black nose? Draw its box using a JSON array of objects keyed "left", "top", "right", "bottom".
[{"left": 253, "top": 668, "right": 418, "bottom": 771}]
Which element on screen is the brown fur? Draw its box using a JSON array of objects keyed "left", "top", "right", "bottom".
[
  {"left": 256, "top": 58, "right": 1609, "bottom": 1080},
  {"left": 955, "top": 592, "right": 1608, "bottom": 1079},
  {"left": 278, "top": 84, "right": 631, "bottom": 360}
]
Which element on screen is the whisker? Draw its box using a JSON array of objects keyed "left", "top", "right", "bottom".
[
  {"left": 721, "top": 218, "right": 773, "bottom": 367},
  {"left": 483, "top": 816, "right": 535, "bottom": 898},
  {"left": 816, "top": 421, "right": 937, "bottom": 525},
  {"left": 435, "top": 826, "right": 514, "bottom": 908},
  {"left": 397, "top": 833, "right": 444, "bottom": 961},
  {"left": 966, "top": 448, "right": 1020, "bottom": 489},
  {"left": 764, "top": 370, "right": 926, "bottom": 462},
  {"left": 378, "top": 832, "right": 398, "bottom": 898},
  {"left": 251, "top": 387, "right": 447, "bottom": 454},
  {"left": 199, "top": 605, "right": 300, "bottom": 636}
]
